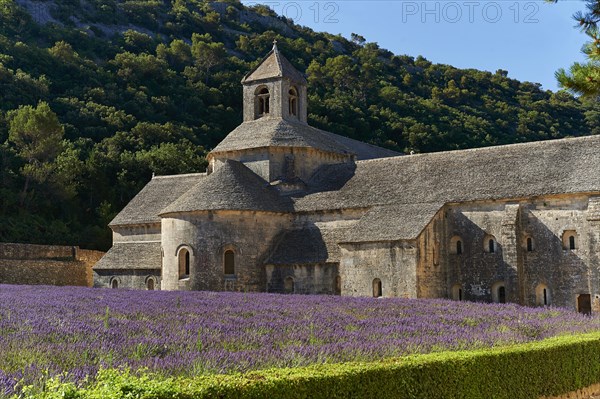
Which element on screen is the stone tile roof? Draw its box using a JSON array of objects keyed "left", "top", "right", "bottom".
[
  {"left": 210, "top": 117, "right": 400, "bottom": 159},
  {"left": 323, "top": 131, "right": 400, "bottom": 160},
  {"left": 110, "top": 173, "right": 205, "bottom": 226},
  {"left": 343, "top": 203, "right": 444, "bottom": 243},
  {"left": 242, "top": 43, "right": 307, "bottom": 84},
  {"left": 294, "top": 135, "right": 600, "bottom": 214},
  {"left": 93, "top": 242, "right": 161, "bottom": 270},
  {"left": 266, "top": 226, "right": 350, "bottom": 264},
  {"left": 160, "top": 160, "right": 292, "bottom": 215}
]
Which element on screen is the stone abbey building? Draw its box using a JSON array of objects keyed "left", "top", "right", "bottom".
[{"left": 95, "top": 45, "right": 600, "bottom": 313}]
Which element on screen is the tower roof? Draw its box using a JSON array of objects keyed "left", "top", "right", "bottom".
[
  {"left": 241, "top": 41, "right": 307, "bottom": 85},
  {"left": 209, "top": 117, "right": 400, "bottom": 159},
  {"left": 159, "top": 160, "right": 292, "bottom": 215}
]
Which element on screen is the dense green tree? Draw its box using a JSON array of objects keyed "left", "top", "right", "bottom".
[
  {"left": 6, "top": 101, "right": 64, "bottom": 205},
  {"left": 191, "top": 33, "right": 226, "bottom": 83},
  {"left": 551, "top": 0, "right": 600, "bottom": 96}
]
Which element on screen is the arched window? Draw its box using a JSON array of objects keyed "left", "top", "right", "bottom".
[
  {"left": 536, "top": 284, "right": 550, "bottom": 306},
  {"left": 451, "top": 284, "right": 463, "bottom": 301},
  {"left": 526, "top": 237, "right": 533, "bottom": 252},
  {"left": 146, "top": 277, "right": 155, "bottom": 290},
  {"left": 224, "top": 250, "right": 235, "bottom": 275},
  {"left": 570, "top": 235, "right": 576, "bottom": 250},
  {"left": 178, "top": 248, "right": 190, "bottom": 279},
  {"left": 450, "top": 236, "right": 463, "bottom": 255},
  {"left": 288, "top": 87, "right": 298, "bottom": 117},
  {"left": 562, "top": 230, "right": 577, "bottom": 250},
  {"left": 484, "top": 235, "right": 497, "bottom": 253},
  {"left": 492, "top": 282, "right": 506, "bottom": 303},
  {"left": 256, "top": 87, "right": 270, "bottom": 117},
  {"left": 335, "top": 275, "right": 341, "bottom": 295},
  {"left": 372, "top": 278, "right": 382, "bottom": 298},
  {"left": 284, "top": 276, "right": 294, "bottom": 293},
  {"left": 111, "top": 278, "right": 118, "bottom": 289}
]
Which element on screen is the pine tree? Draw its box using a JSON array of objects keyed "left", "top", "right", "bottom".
[
  {"left": 7, "top": 101, "right": 64, "bottom": 205},
  {"left": 552, "top": 0, "right": 600, "bottom": 97}
]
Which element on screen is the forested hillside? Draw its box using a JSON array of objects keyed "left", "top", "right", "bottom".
[{"left": 0, "top": 0, "right": 598, "bottom": 249}]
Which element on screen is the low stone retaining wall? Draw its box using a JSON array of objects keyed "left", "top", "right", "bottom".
[{"left": 0, "top": 243, "right": 104, "bottom": 287}]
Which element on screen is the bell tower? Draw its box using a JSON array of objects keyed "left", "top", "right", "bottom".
[
  {"left": 241, "top": 41, "right": 308, "bottom": 124},
  {"left": 208, "top": 43, "right": 363, "bottom": 186}
]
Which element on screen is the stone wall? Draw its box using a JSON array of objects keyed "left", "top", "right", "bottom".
[
  {"left": 265, "top": 263, "right": 338, "bottom": 294},
  {"left": 0, "top": 243, "right": 104, "bottom": 287},
  {"left": 112, "top": 224, "right": 161, "bottom": 243},
  {"left": 94, "top": 269, "right": 160, "bottom": 290},
  {"left": 161, "top": 210, "right": 292, "bottom": 292},
  {"left": 339, "top": 241, "right": 418, "bottom": 298},
  {"left": 519, "top": 195, "right": 597, "bottom": 311},
  {"left": 332, "top": 193, "right": 600, "bottom": 309},
  {"left": 242, "top": 76, "right": 308, "bottom": 123},
  {"left": 440, "top": 202, "right": 515, "bottom": 303},
  {"left": 432, "top": 194, "right": 600, "bottom": 311},
  {"left": 416, "top": 210, "right": 446, "bottom": 299},
  {"left": 211, "top": 146, "right": 351, "bottom": 185}
]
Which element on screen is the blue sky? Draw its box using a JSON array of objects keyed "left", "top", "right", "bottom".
[{"left": 241, "top": 1, "right": 589, "bottom": 92}]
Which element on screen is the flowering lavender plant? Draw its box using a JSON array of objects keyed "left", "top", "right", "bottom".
[{"left": 0, "top": 284, "right": 598, "bottom": 396}]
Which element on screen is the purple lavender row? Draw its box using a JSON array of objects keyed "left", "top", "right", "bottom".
[{"left": 0, "top": 284, "right": 598, "bottom": 396}]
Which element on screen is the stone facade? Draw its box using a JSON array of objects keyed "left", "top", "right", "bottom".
[
  {"left": 161, "top": 210, "right": 291, "bottom": 292},
  {"left": 96, "top": 44, "right": 600, "bottom": 313},
  {"left": 340, "top": 240, "right": 419, "bottom": 298},
  {"left": 0, "top": 243, "right": 103, "bottom": 287},
  {"left": 436, "top": 196, "right": 600, "bottom": 310},
  {"left": 94, "top": 268, "right": 160, "bottom": 290}
]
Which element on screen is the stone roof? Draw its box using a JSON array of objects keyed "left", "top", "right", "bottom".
[
  {"left": 110, "top": 173, "right": 205, "bottom": 226},
  {"left": 210, "top": 117, "right": 400, "bottom": 159},
  {"left": 267, "top": 226, "right": 350, "bottom": 264},
  {"left": 93, "top": 242, "right": 161, "bottom": 270},
  {"left": 323, "top": 131, "right": 400, "bottom": 160},
  {"left": 343, "top": 203, "right": 444, "bottom": 243},
  {"left": 242, "top": 43, "right": 307, "bottom": 85},
  {"left": 294, "top": 135, "right": 600, "bottom": 214},
  {"left": 160, "top": 160, "right": 292, "bottom": 215},
  {"left": 293, "top": 135, "right": 600, "bottom": 242}
]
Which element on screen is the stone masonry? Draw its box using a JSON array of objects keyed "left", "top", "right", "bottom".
[
  {"left": 0, "top": 243, "right": 103, "bottom": 287},
  {"left": 95, "top": 44, "right": 600, "bottom": 313}
]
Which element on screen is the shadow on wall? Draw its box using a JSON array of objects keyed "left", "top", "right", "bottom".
[
  {"left": 265, "top": 225, "right": 338, "bottom": 295},
  {"left": 447, "top": 209, "right": 590, "bottom": 312},
  {"left": 521, "top": 210, "right": 590, "bottom": 312},
  {"left": 446, "top": 212, "right": 514, "bottom": 304}
]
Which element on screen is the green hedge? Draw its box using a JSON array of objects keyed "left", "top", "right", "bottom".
[{"left": 17, "top": 331, "right": 600, "bottom": 399}]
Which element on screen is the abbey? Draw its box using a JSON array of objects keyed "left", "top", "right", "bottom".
[{"left": 94, "top": 44, "right": 600, "bottom": 313}]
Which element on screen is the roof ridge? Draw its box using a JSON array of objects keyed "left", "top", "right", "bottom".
[
  {"left": 272, "top": 40, "right": 283, "bottom": 78},
  {"left": 241, "top": 48, "right": 276, "bottom": 83},
  {"left": 241, "top": 45, "right": 307, "bottom": 84},
  {"left": 355, "top": 135, "right": 600, "bottom": 165},
  {"left": 152, "top": 172, "right": 207, "bottom": 180}
]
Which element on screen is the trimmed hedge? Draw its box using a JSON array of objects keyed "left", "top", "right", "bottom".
[{"left": 16, "top": 331, "right": 600, "bottom": 399}]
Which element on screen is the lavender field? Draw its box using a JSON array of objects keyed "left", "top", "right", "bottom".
[{"left": 1, "top": 284, "right": 599, "bottom": 396}]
